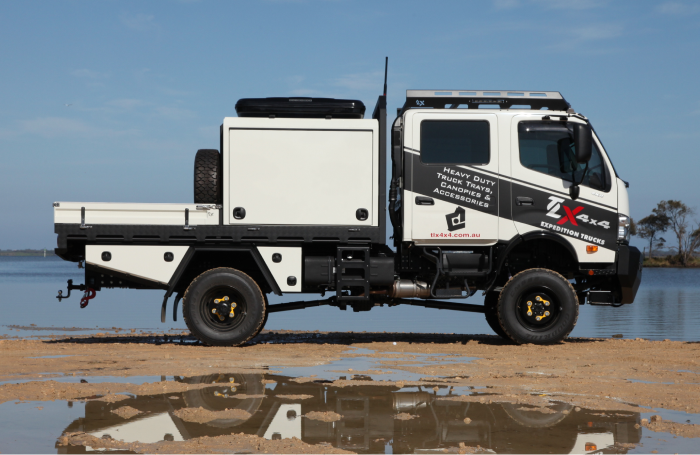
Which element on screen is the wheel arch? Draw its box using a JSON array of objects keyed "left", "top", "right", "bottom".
[
  {"left": 519, "top": 231, "right": 578, "bottom": 264},
  {"left": 168, "top": 246, "right": 282, "bottom": 297},
  {"left": 495, "top": 231, "right": 579, "bottom": 278}
]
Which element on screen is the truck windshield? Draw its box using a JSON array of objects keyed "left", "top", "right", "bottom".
[{"left": 518, "top": 121, "right": 610, "bottom": 192}]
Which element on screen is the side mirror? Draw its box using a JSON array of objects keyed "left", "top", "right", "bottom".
[
  {"left": 573, "top": 122, "right": 592, "bottom": 163},
  {"left": 569, "top": 122, "right": 592, "bottom": 200}
]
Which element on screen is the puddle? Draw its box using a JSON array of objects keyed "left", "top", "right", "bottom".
[
  {"left": 28, "top": 355, "right": 75, "bottom": 359},
  {"left": 0, "top": 371, "right": 697, "bottom": 454},
  {"left": 0, "top": 349, "right": 697, "bottom": 453},
  {"left": 640, "top": 407, "right": 700, "bottom": 426},
  {"left": 275, "top": 348, "right": 478, "bottom": 383},
  {"left": 626, "top": 378, "right": 675, "bottom": 385},
  {"left": 0, "top": 374, "right": 167, "bottom": 387}
]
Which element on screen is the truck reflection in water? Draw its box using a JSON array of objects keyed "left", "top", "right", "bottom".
[{"left": 57, "top": 373, "right": 641, "bottom": 454}]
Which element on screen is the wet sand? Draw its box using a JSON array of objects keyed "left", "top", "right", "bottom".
[{"left": 1, "top": 330, "right": 699, "bottom": 452}]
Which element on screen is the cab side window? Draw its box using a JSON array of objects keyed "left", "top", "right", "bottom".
[
  {"left": 420, "top": 120, "right": 490, "bottom": 165},
  {"left": 518, "top": 121, "right": 609, "bottom": 191}
]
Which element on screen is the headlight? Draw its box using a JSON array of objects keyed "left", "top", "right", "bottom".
[{"left": 618, "top": 214, "right": 630, "bottom": 242}]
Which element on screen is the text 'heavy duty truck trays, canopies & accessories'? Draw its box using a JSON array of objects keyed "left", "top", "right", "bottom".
[{"left": 53, "top": 59, "right": 642, "bottom": 346}]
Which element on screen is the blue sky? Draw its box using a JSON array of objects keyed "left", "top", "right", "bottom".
[{"left": 1, "top": 0, "right": 698, "bottom": 250}]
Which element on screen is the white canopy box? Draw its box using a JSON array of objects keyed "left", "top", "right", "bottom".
[{"left": 223, "top": 117, "right": 379, "bottom": 227}]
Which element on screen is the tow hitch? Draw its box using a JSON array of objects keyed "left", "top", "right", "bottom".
[{"left": 57, "top": 279, "right": 97, "bottom": 308}]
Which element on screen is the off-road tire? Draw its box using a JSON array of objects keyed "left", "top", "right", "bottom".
[
  {"left": 250, "top": 294, "right": 269, "bottom": 340},
  {"left": 497, "top": 268, "right": 579, "bottom": 345},
  {"left": 194, "top": 149, "right": 221, "bottom": 204},
  {"left": 183, "top": 268, "right": 266, "bottom": 346},
  {"left": 484, "top": 291, "right": 509, "bottom": 340},
  {"left": 501, "top": 402, "right": 574, "bottom": 428}
]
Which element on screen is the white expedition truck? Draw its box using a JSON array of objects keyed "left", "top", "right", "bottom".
[{"left": 53, "top": 71, "right": 642, "bottom": 346}]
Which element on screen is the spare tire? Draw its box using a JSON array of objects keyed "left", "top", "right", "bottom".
[{"left": 194, "top": 149, "right": 221, "bottom": 204}]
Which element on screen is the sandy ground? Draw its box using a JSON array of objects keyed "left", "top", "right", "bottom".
[{"left": 1, "top": 330, "right": 699, "bottom": 452}]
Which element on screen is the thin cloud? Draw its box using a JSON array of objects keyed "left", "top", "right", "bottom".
[
  {"left": 197, "top": 126, "right": 219, "bottom": 141},
  {"left": 493, "top": 0, "right": 519, "bottom": 10},
  {"left": 289, "top": 88, "right": 322, "bottom": 96},
  {"left": 155, "top": 106, "right": 195, "bottom": 119},
  {"left": 493, "top": 0, "right": 607, "bottom": 11},
  {"left": 120, "top": 13, "right": 159, "bottom": 32},
  {"left": 286, "top": 75, "right": 306, "bottom": 85},
  {"left": 71, "top": 69, "right": 109, "bottom": 79},
  {"left": 691, "top": 102, "right": 700, "bottom": 115},
  {"left": 542, "top": 22, "right": 623, "bottom": 51},
  {"left": 108, "top": 99, "right": 143, "bottom": 109},
  {"left": 334, "top": 71, "right": 384, "bottom": 92},
  {"left": 570, "top": 23, "right": 623, "bottom": 41},
  {"left": 0, "top": 117, "right": 136, "bottom": 139},
  {"left": 656, "top": 1, "right": 700, "bottom": 14},
  {"left": 533, "top": 0, "right": 608, "bottom": 9},
  {"left": 156, "top": 86, "right": 193, "bottom": 97}
]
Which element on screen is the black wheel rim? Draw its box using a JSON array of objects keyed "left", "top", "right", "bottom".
[
  {"left": 515, "top": 288, "right": 561, "bottom": 332},
  {"left": 199, "top": 285, "right": 248, "bottom": 333}
]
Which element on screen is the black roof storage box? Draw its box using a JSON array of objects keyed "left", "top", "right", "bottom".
[{"left": 235, "top": 97, "right": 366, "bottom": 119}]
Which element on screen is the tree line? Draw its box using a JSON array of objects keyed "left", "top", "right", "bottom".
[{"left": 635, "top": 200, "right": 700, "bottom": 266}]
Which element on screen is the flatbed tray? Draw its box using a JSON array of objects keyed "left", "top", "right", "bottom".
[{"left": 235, "top": 97, "right": 366, "bottom": 119}]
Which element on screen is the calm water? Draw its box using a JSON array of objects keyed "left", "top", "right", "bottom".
[
  {"left": 0, "top": 349, "right": 698, "bottom": 453},
  {"left": 0, "top": 373, "right": 673, "bottom": 454},
  {"left": 1, "top": 347, "right": 699, "bottom": 453},
  {"left": 1, "top": 256, "right": 699, "bottom": 341}
]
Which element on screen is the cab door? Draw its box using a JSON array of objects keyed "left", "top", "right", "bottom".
[
  {"left": 509, "top": 114, "right": 618, "bottom": 260},
  {"left": 406, "top": 111, "right": 500, "bottom": 245}
]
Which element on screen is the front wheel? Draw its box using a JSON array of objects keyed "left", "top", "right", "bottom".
[
  {"left": 183, "top": 268, "right": 266, "bottom": 346},
  {"left": 497, "top": 268, "right": 578, "bottom": 345},
  {"left": 484, "top": 291, "right": 509, "bottom": 340}
]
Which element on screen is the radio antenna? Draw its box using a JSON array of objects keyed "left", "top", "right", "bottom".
[{"left": 383, "top": 57, "right": 388, "bottom": 96}]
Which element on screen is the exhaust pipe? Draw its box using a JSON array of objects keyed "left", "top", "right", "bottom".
[
  {"left": 390, "top": 279, "right": 431, "bottom": 298},
  {"left": 393, "top": 391, "right": 432, "bottom": 412}
]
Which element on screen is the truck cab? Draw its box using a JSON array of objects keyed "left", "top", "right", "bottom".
[{"left": 53, "top": 86, "right": 642, "bottom": 346}]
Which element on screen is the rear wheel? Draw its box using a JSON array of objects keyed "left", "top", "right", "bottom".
[
  {"left": 501, "top": 402, "right": 573, "bottom": 428},
  {"left": 183, "top": 373, "right": 264, "bottom": 429},
  {"left": 250, "top": 294, "right": 269, "bottom": 339},
  {"left": 183, "top": 268, "right": 266, "bottom": 346},
  {"left": 194, "top": 149, "right": 221, "bottom": 204},
  {"left": 497, "top": 268, "right": 578, "bottom": 345}
]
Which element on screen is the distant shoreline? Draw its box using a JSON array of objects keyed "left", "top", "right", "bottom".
[
  {"left": 0, "top": 249, "right": 55, "bottom": 257},
  {"left": 643, "top": 257, "right": 700, "bottom": 268},
  {"left": 643, "top": 264, "right": 700, "bottom": 268}
]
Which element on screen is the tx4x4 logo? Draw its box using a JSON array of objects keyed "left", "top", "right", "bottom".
[
  {"left": 546, "top": 196, "right": 610, "bottom": 229},
  {"left": 445, "top": 207, "right": 466, "bottom": 231}
]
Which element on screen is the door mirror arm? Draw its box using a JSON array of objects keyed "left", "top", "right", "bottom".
[{"left": 569, "top": 162, "right": 588, "bottom": 200}]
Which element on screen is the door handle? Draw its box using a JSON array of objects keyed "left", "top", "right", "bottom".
[
  {"left": 516, "top": 197, "right": 534, "bottom": 206},
  {"left": 415, "top": 196, "right": 435, "bottom": 206}
]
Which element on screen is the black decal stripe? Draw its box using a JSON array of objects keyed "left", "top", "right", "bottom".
[
  {"left": 511, "top": 182, "right": 618, "bottom": 250},
  {"left": 410, "top": 154, "right": 498, "bottom": 215},
  {"left": 404, "top": 146, "right": 501, "bottom": 179},
  {"left": 404, "top": 146, "right": 616, "bottom": 211},
  {"left": 505, "top": 175, "right": 616, "bottom": 211}
]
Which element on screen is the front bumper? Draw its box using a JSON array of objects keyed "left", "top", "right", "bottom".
[{"left": 616, "top": 245, "right": 643, "bottom": 304}]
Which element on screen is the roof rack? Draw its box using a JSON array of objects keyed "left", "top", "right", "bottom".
[{"left": 401, "top": 90, "right": 572, "bottom": 113}]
